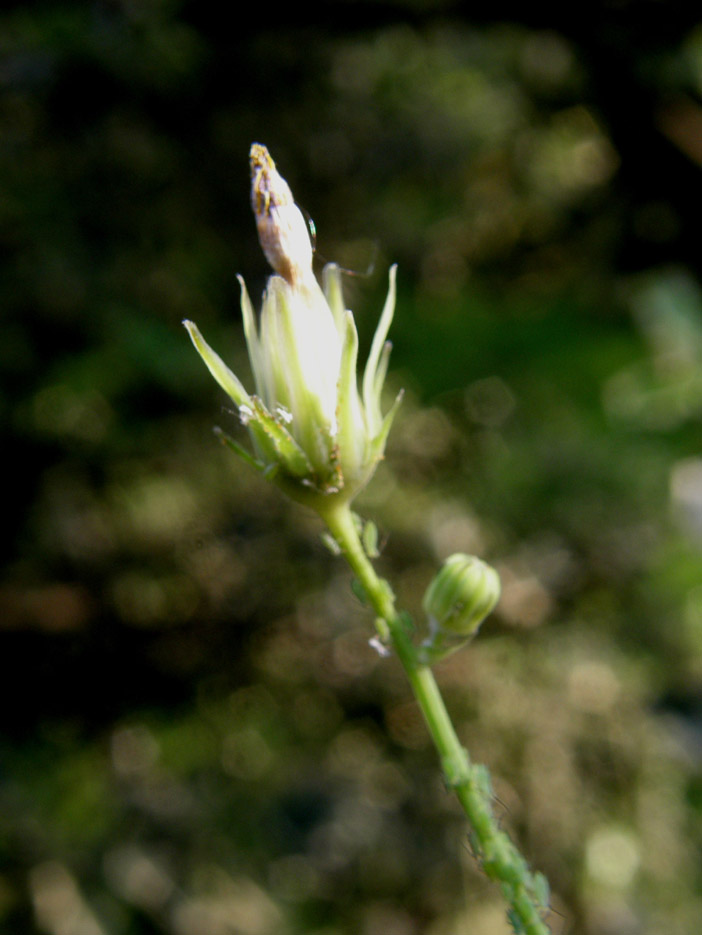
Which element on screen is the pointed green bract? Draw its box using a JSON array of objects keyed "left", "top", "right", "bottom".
[
  {"left": 213, "top": 426, "right": 265, "bottom": 473},
  {"left": 238, "top": 275, "right": 263, "bottom": 384},
  {"left": 367, "top": 389, "right": 403, "bottom": 469},
  {"left": 184, "top": 320, "right": 251, "bottom": 409},
  {"left": 363, "top": 264, "right": 397, "bottom": 430},
  {"left": 335, "top": 310, "right": 366, "bottom": 487},
  {"left": 323, "top": 262, "right": 347, "bottom": 334}
]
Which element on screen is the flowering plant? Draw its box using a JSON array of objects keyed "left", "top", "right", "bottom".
[{"left": 185, "top": 144, "right": 551, "bottom": 935}]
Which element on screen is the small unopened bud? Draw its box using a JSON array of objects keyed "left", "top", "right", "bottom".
[
  {"left": 420, "top": 554, "right": 500, "bottom": 664},
  {"left": 250, "top": 143, "right": 314, "bottom": 286}
]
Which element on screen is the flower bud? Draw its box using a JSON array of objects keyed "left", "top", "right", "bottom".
[
  {"left": 420, "top": 554, "right": 500, "bottom": 663},
  {"left": 184, "top": 144, "right": 402, "bottom": 510}
]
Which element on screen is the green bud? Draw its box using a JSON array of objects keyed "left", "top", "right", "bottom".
[{"left": 419, "top": 554, "right": 500, "bottom": 664}]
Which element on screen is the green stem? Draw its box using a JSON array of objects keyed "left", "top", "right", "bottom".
[{"left": 320, "top": 502, "right": 551, "bottom": 935}]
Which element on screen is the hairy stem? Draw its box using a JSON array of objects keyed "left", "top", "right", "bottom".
[{"left": 320, "top": 501, "right": 551, "bottom": 935}]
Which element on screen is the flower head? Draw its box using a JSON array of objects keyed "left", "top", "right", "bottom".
[{"left": 184, "top": 144, "right": 401, "bottom": 509}]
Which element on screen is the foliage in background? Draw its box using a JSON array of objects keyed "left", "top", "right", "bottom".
[{"left": 2, "top": 2, "right": 702, "bottom": 933}]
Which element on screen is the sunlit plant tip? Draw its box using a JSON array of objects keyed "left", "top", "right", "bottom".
[{"left": 184, "top": 143, "right": 401, "bottom": 509}]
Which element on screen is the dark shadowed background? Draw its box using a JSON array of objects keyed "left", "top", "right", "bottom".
[{"left": 2, "top": 2, "right": 702, "bottom": 933}]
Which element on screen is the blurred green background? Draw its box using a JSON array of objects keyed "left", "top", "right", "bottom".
[{"left": 3, "top": 2, "right": 702, "bottom": 933}]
